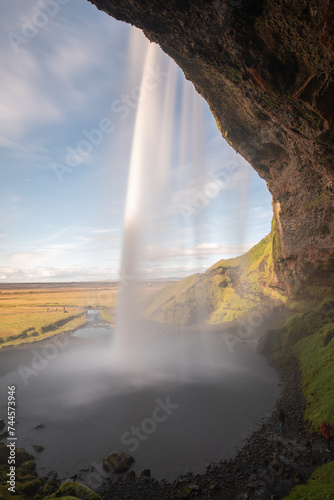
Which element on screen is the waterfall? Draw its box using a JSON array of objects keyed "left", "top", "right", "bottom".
[
  {"left": 114, "top": 32, "right": 178, "bottom": 366},
  {"left": 113, "top": 28, "right": 220, "bottom": 371}
]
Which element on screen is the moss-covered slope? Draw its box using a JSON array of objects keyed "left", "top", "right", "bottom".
[
  {"left": 144, "top": 230, "right": 285, "bottom": 325},
  {"left": 284, "top": 461, "right": 334, "bottom": 500}
]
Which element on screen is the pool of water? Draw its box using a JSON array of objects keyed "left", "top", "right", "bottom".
[{"left": 0, "top": 321, "right": 280, "bottom": 486}]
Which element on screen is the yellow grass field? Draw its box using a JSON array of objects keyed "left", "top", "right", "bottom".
[
  {"left": 0, "top": 281, "right": 169, "bottom": 348},
  {"left": 0, "top": 283, "right": 118, "bottom": 348}
]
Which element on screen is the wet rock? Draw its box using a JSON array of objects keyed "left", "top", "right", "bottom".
[
  {"left": 207, "top": 480, "right": 219, "bottom": 491},
  {"left": 272, "top": 456, "right": 282, "bottom": 471},
  {"left": 33, "top": 444, "right": 44, "bottom": 453},
  {"left": 294, "top": 472, "right": 304, "bottom": 484},
  {"left": 184, "top": 483, "right": 200, "bottom": 495},
  {"left": 103, "top": 451, "right": 135, "bottom": 473},
  {"left": 0, "top": 419, "right": 5, "bottom": 431},
  {"left": 126, "top": 470, "right": 136, "bottom": 479},
  {"left": 140, "top": 469, "right": 151, "bottom": 477}
]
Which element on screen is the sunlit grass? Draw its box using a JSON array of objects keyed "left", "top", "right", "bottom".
[
  {"left": 143, "top": 234, "right": 286, "bottom": 325},
  {"left": 293, "top": 322, "right": 334, "bottom": 430},
  {"left": 0, "top": 285, "right": 118, "bottom": 348},
  {"left": 0, "top": 283, "right": 169, "bottom": 348}
]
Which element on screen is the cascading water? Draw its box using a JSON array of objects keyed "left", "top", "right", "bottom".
[
  {"left": 113, "top": 26, "right": 252, "bottom": 376},
  {"left": 114, "top": 36, "right": 213, "bottom": 373},
  {"left": 114, "top": 31, "right": 178, "bottom": 366}
]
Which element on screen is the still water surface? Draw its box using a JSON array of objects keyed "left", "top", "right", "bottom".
[{"left": 0, "top": 311, "right": 280, "bottom": 482}]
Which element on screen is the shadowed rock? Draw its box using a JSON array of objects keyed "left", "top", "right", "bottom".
[{"left": 88, "top": 0, "right": 334, "bottom": 293}]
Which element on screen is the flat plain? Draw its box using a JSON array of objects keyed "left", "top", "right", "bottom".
[{"left": 0, "top": 281, "right": 171, "bottom": 348}]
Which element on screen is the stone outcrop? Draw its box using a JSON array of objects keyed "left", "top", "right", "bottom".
[{"left": 88, "top": 0, "right": 334, "bottom": 293}]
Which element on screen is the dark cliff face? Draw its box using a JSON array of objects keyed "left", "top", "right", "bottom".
[{"left": 88, "top": 0, "right": 334, "bottom": 293}]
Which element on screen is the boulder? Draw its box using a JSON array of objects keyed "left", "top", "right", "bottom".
[
  {"left": 33, "top": 444, "right": 44, "bottom": 453},
  {"left": 140, "top": 469, "right": 151, "bottom": 478},
  {"left": 103, "top": 450, "right": 135, "bottom": 473},
  {"left": 22, "top": 478, "right": 41, "bottom": 496}
]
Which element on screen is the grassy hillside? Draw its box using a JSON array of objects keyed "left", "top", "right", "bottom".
[
  {"left": 143, "top": 233, "right": 285, "bottom": 325},
  {"left": 259, "top": 293, "right": 334, "bottom": 499},
  {"left": 260, "top": 289, "right": 334, "bottom": 432},
  {"left": 284, "top": 461, "right": 334, "bottom": 499}
]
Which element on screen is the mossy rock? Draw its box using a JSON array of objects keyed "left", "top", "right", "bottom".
[
  {"left": 20, "top": 459, "right": 37, "bottom": 473},
  {"left": 42, "top": 479, "right": 60, "bottom": 496},
  {"left": 0, "top": 485, "right": 28, "bottom": 500},
  {"left": 0, "top": 443, "right": 8, "bottom": 464},
  {"left": 16, "top": 473, "right": 38, "bottom": 483},
  {"left": 45, "top": 480, "right": 102, "bottom": 500},
  {"left": 44, "top": 497, "right": 81, "bottom": 500},
  {"left": 22, "top": 478, "right": 42, "bottom": 495},
  {"left": 16, "top": 447, "right": 34, "bottom": 467}
]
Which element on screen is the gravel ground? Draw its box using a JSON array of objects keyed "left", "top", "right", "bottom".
[{"left": 97, "top": 355, "right": 333, "bottom": 500}]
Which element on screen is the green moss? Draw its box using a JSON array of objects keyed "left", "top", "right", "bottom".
[
  {"left": 22, "top": 478, "right": 42, "bottom": 496},
  {"left": 286, "top": 300, "right": 313, "bottom": 313},
  {"left": 280, "top": 312, "right": 329, "bottom": 351},
  {"left": 43, "top": 480, "right": 59, "bottom": 497},
  {"left": 293, "top": 322, "right": 334, "bottom": 431},
  {"left": 302, "top": 286, "right": 334, "bottom": 302},
  {"left": 0, "top": 486, "right": 28, "bottom": 500},
  {"left": 303, "top": 192, "right": 328, "bottom": 211},
  {"left": 226, "top": 67, "right": 242, "bottom": 83},
  {"left": 284, "top": 461, "right": 334, "bottom": 499},
  {"left": 46, "top": 481, "right": 102, "bottom": 500},
  {"left": 303, "top": 109, "right": 324, "bottom": 131}
]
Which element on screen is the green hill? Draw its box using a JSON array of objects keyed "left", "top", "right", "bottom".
[{"left": 143, "top": 230, "right": 285, "bottom": 326}]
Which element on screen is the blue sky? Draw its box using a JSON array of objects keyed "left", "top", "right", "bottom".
[{"left": 0, "top": 0, "right": 273, "bottom": 282}]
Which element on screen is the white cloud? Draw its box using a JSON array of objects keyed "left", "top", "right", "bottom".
[
  {"left": 141, "top": 242, "right": 254, "bottom": 262},
  {"left": 0, "top": 47, "right": 63, "bottom": 140},
  {"left": 0, "top": 135, "right": 22, "bottom": 150},
  {"left": 0, "top": 266, "right": 117, "bottom": 283}
]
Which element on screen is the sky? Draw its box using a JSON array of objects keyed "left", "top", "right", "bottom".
[{"left": 0, "top": 0, "right": 273, "bottom": 282}]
